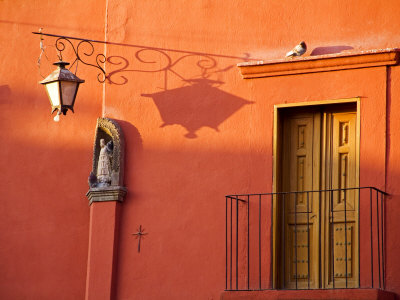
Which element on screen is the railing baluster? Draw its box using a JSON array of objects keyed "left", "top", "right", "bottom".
[
  {"left": 381, "top": 192, "right": 385, "bottom": 289},
  {"left": 295, "top": 193, "right": 298, "bottom": 290},
  {"left": 376, "top": 190, "right": 381, "bottom": 289},
  {"left": 247, "top": 195, "right": 250, "bottom": 290},
  {"left": 230, "top": 197, "right": 232, "bottom": 290},
  {"left": 357, "top": 188, "right": 361, "bottom": 288},
  {"left": 319, "top": 191, "right": 322, "bottom": 289},
  {"left": 370, "top": 188, "right": 374, "bottom": 288},
  {"left": 225, "top": 196, "right": 228, "bottom": 290},
  {"left": 236, "top": 196, "right": 239, "bottom": 290},
  {"left": 270, "top": 194, "right": 273, "bottom": 289},
  {"left": 282, "top": 193, "right": 286, "bottom": 289},
  {"left": 307, "top": 191, "right": 310, "bottom": 289},
  {"left": 331, "top": 189, "right": 335, "bottom": 288},
  {"left": 344, "top": 187, "right": 348, "bottom": 288},
  {"left": 259, "top": 194, "right": 261, "bottom": 290}
]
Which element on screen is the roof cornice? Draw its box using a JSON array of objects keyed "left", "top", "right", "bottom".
[{"left": 237, "top": 48, "right": 400, "bottom": 79}]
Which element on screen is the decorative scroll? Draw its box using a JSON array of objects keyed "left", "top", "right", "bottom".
[{"left": 55, "top": 37, "right": 106, "bottom": 83}]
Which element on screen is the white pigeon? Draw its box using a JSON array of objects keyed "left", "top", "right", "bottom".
[{"left": 286, "top": 41, "right": 307, "bottom": 58}]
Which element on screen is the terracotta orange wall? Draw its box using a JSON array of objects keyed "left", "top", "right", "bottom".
[
  {"left": 386, "top": 65, "right": 400, "bottom": 294},
  {"left": 0, "top": 1, "right": 104, "bottom": 299},
  {"left": 1, "top": 1, "right": 400, "bottom": 299},
  {"left": 103, "top": 1, "right": 399, "bottom": 299}
]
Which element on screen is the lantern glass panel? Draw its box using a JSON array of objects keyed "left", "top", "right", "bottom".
[
  {"left": 61, "top": 81, "right": 78, "bottom": 106},
  {"left": 45, "top": 82, "right": 60, "bottom": 106}
]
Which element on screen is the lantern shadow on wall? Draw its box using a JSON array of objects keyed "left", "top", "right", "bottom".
[
  {"left": 142, "top": 78, "right": 253, "bottom": 138},
  {"left": 98, "top": 43, "right": 254, "bottom": 138}
]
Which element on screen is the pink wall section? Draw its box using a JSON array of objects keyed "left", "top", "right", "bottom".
[{"left": 1, "top": 1, "right": 400, "bottom": 299}]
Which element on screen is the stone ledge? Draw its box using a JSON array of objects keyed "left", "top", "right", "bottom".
[
  {"left": 86, "top": 186, "right": 127, "bottom": 205},
  {"left": 237, "top": 49, "right": 400, "bottom": 79},
  {"left": 221, "top": 289, "right": 396, "bottom": 300}
]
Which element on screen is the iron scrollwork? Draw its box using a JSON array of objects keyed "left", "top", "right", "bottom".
[
  {"left": 33, "top": 31, "right": 252, "bottom": 86},
  {"left": 55, "top": 37, "right": 106, "bottom": 83},
  {"left": 33, "top": 31, "right": 107, "bottom": 83}
]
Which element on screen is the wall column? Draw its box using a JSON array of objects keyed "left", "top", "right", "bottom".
[{"left": 85, "top": 187, "right": 126, "bottom": 300}]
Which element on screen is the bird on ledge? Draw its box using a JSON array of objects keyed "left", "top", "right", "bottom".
[{"left": 286, "top": 41, "right": 307, "bottom": 58}]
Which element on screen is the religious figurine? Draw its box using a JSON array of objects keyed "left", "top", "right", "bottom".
[
  {"left": 96, "top": 139, "right": 113, "bottom": 187},
  {"left": 87, "top": 118, "right": 125, "bottom": 202}
]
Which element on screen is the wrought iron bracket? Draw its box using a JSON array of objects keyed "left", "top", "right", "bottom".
[
  {"left": 33, "top": 31, "right": 107, "bottom": 83},
  {"left": 33, "top": 30, "right": 254, "bottom": 87}
]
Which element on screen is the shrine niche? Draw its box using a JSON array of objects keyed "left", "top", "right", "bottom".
[{"left": 86, "top": 118, "right": 126, "bottom": 204}]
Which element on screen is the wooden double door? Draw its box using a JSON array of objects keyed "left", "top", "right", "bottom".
[{"left": 277, "top": 104, "right": 359, "bottom": 289}]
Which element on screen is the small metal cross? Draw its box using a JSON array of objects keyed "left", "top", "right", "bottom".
[{"left": 132, "top": 225, "right": 147, "bottom": 253}]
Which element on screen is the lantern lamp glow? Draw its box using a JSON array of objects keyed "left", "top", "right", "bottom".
[{"left": 39, "top": 61, "right": 84, "bottom": 122}]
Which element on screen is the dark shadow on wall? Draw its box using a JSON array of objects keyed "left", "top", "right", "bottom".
[
  {"left": 310, "top": 46, "right": 354, "bottom": 56},
  {"left": 0, "top": 85, "right": 11, "bottom": 103},
  {"left": 112, "top": 119, "right": 144, "bottom": 191},
  {"left": 142, "top": 79, "right": 253, "bottom": 138}
]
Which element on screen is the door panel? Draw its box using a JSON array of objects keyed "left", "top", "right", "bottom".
[
  {"left": 282, "top": 113, "right": 320, "bottom": 289},
  {"left": 280, "top": 107, "right": 358, "bottom": 289},
  {"left": 324, "top": 112, "right": 358, "bottom": 288}
]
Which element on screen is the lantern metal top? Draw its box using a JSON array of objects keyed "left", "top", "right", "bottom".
[{"left": 39, "top": 61, "right": 85, "bottom": 85}]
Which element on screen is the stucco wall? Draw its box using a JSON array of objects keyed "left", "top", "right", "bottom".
[
  {"left": 0, "top": 1, "right": 104, "bottom": 299},
  {"left": 1, "top": 1, "right": 400, "bottom": 299}
]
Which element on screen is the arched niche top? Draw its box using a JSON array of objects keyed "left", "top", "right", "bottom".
[{"left": 91, "top": 117, "right": 125, "bottom": 187}]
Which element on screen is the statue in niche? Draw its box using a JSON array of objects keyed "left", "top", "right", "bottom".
[
  {"left": 97, "top": 139, "right": 113, "bottom": 185},
  {"left": 87, "top": 117, "right": 125, "bottom": 192},
  {"left": 88, "top": 139, "right": 114, "bottom": 188}
]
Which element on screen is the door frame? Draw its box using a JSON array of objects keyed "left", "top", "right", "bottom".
[{"left": 272, "top": 97, "right": 360, "bottom": 289}]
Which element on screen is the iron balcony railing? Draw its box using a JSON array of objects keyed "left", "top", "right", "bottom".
[{"left": 225, "top": 187, "right": 387, "bottom": 291}]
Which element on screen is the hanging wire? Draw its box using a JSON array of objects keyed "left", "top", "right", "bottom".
[
  {"left": 74, "top": 59, "right": 79, "bottom": 75},
  {"left": 57, "top": 49, "right": 63, "bottom": 61},
  {"left": 37, "top": 28, "right": 49, "bottom": 78}
]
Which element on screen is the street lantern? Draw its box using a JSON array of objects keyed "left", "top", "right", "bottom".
[{"left": 40, "top": 61, "right": 85, "bottom": 122}]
